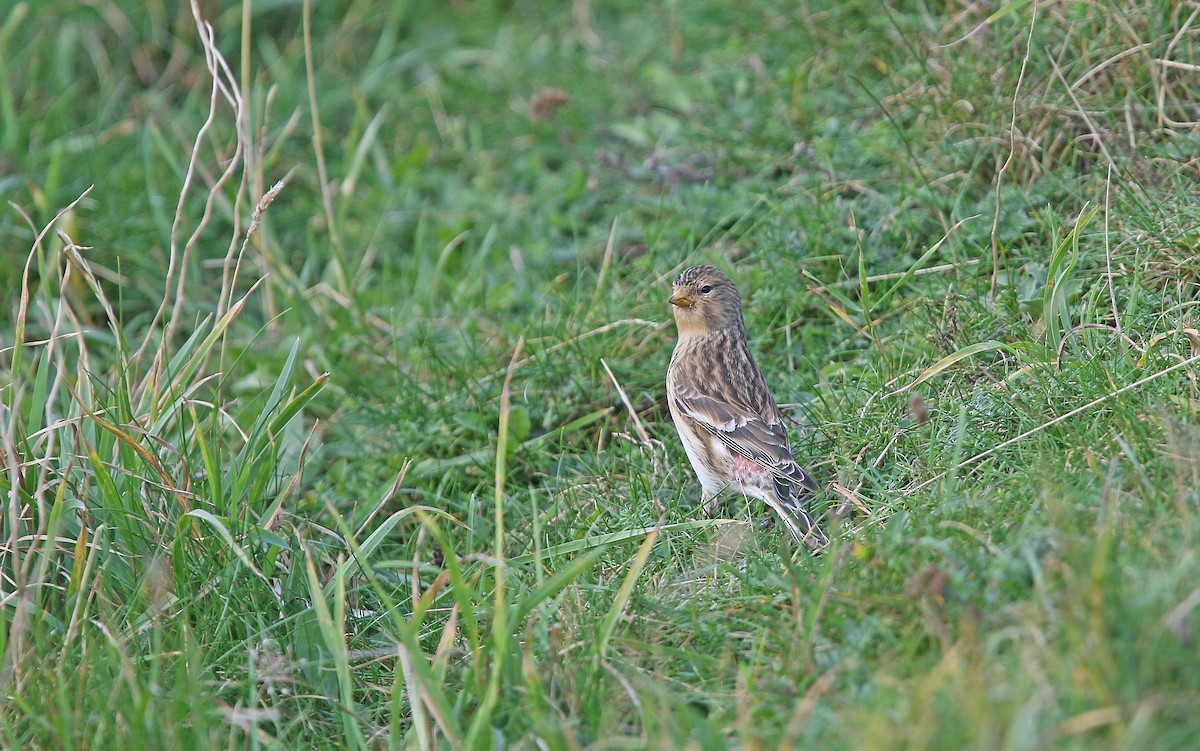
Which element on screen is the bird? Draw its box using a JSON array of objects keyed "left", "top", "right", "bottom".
[{"left": 665, "top": 264, "right": 829, "bottom": 552}]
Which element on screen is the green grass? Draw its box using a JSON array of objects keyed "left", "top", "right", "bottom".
[{"left": 3, "top": 0, "right": 1200, "bottom": 748}]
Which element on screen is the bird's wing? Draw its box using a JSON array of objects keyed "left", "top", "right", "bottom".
[{"left": 669, "top": 364, "right": 816, "bottom": 493}]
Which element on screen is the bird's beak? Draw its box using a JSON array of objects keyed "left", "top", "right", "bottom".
[{"left": 668, "top": 289, "right": 693, "bottom": 308}]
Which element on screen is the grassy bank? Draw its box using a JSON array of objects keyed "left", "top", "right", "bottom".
[{"left": 3, "top": 0, "right": 1200, "bottom": 748}]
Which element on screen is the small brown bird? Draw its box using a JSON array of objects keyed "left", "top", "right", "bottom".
[{"left": 666, "top": 264, "right": 829, "bottom": 552}]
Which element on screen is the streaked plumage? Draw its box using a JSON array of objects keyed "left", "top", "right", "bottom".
[{"left": 666, "top": 264, "right": 829, "bottom": 552}]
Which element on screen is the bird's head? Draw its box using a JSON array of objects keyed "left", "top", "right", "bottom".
[{"left": 668, "top": 264, "right": 743, "bottom": 337}]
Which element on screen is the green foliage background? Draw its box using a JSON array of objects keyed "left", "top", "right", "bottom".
[{"left": 2, "top": 0, "right": 1200, "bottom": 748}]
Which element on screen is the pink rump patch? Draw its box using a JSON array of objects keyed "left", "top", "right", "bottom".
[{"left": 730, "top": 455, "right": 767, "bottom": 484}]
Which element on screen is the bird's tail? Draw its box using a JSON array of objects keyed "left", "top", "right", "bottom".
[{"left": 772, "top": 495, "right": 830, "bottom": 553}]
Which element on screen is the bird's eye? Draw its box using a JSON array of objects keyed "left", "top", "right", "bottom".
[{"left": 700, "top": 285, "right": 713, "bottom": 294}]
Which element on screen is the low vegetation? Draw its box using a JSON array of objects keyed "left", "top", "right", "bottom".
[{"left": 3, "top": 0, "right": 1199, "bottom": 748}]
